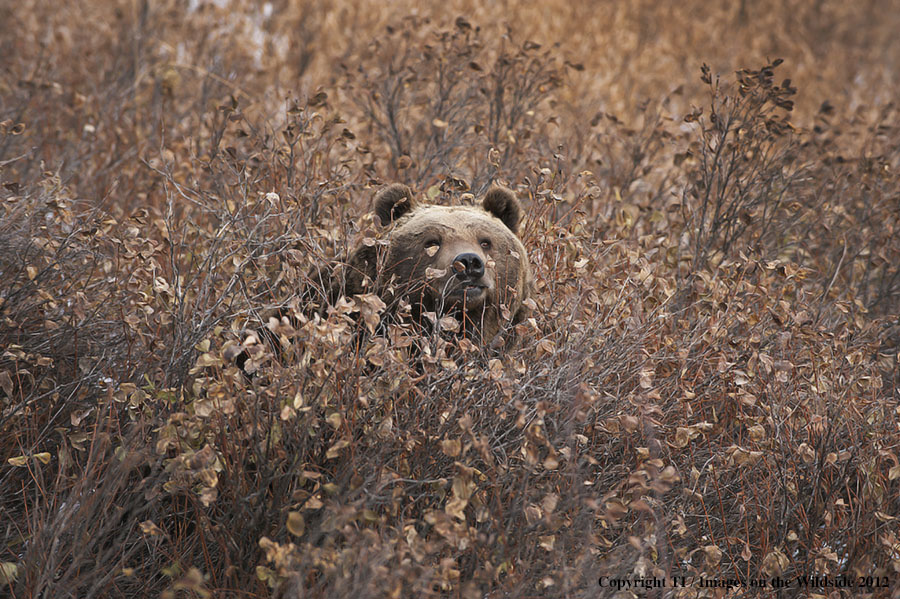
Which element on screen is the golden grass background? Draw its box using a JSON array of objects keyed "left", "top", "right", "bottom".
[{"left": 2, "top": 1, "right": 899, "bottom": 597}]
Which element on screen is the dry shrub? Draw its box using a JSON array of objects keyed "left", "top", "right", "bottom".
[
  {"left": 342, "top": 16, "right": 563, "bottom": 192},
  {"left": 1, "top": 2, "right": 899, "bottom": 599}
]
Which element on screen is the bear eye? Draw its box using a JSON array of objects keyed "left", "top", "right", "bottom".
[
  {"left": 424, "top": 239, "right": 441, "bottom": 256},
  {"left": 480, "top": 239, "right": 492, "bottom": 251}
]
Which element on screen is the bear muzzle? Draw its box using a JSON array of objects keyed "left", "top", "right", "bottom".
[
  {"left": 452, "top": 252, "right": 485, "bottom": 279},
  {"left": 441, "top": 252, "right": 492, "bottom": 307}
]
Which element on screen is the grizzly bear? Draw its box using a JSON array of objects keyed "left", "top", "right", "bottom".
[
  {"left": 340, "top": 183, "right": 533, "bottom": 344},
  {"left": 234, "top": 184, "right": 532, "bottom": 372}
]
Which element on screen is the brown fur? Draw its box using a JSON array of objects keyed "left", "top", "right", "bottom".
[
  {"left": 235, "top": 184, "right": 532, "bottom": 372},
  {"left": 353, "top": 184, "right": 532, "bottom": 344}
]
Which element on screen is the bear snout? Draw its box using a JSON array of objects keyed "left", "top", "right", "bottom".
[
  {"left": 452, "top": 252, "right": 485, "bottom": 280},
  {"left": 434, "top": 251, "right": 493, "bottom": 309}
]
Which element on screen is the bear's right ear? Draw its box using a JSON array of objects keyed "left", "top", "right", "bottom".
[{"left": 374, "top": 184, "right": 415, "bottom": 226}]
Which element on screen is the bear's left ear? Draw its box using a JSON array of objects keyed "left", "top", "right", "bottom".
[
  {"left": 374, "top": 184, "right": 415, "bottom": 226},
  {"left": 481, "top": 186, "right": 521, "bottom": 233}
]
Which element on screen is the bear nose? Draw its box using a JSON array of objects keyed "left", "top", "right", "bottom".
[{"left": 452, "top": 252, "right": 485, "bottom": 279}]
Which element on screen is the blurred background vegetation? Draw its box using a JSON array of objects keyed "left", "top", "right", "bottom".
[{"left": 1, "top": 1, "right": 899, "bottom": 597}]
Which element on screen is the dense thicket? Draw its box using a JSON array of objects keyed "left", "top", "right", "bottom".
[{"left": 2, "top": 2, "right": 898, "bottom": 597}]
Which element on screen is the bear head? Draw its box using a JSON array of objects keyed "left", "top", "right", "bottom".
[{"left": 369, "top": 184, "right": 532, "bottom": 343}]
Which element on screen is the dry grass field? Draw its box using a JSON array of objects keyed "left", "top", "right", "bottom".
[{"left": 2, "top": 1, "right": 900, "bottom": 597}]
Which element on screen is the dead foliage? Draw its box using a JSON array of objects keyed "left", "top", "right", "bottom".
[{"left": 1, "top": 1, "right": 899, "bottom": 598}]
